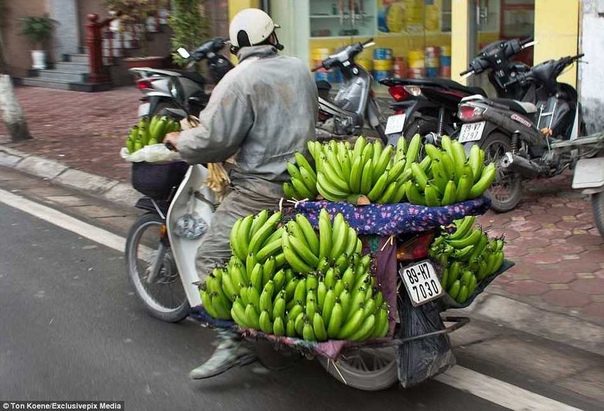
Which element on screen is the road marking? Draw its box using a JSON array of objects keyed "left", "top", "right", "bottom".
[
  {"left": 435, "top": 366, "right": 583, "bottom": 411},
  {"left": 0, "top": 189, "right": 585, "bottom": 411},
  {"left": 0, "top": 189, "right": 125, "bottom": 253}
]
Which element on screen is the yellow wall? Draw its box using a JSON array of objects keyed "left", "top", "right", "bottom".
[
  {"left": 228, "top": 0, "right": 260, "bottom": 21},
  {"left": 534, "top": 0, "right": 579, "bottom": 87},
  {"left": 451, "top": 0, "right": 469, "bottom": 85}
]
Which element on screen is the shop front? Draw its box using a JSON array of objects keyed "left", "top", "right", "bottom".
[{"left": 227, "top": 0, "right": 579, "bottom": 94}]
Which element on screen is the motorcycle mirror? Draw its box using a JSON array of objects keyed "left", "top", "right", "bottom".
[{"left": 177, "top": 47, "right": 191, "bottom": 59}]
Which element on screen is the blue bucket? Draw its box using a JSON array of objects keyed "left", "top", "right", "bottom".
[{"left": 373, "top": 48, "right": 393, "bottom": 60}]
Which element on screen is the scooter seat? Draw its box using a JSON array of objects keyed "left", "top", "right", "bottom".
[
  {"left": 492, "top": 98, "right": 537, "bottom": 114},
  {"left": 180, "top": 71, "right": 205, "bottom": 85}
]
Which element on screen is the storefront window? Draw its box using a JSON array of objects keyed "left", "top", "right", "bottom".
[{"left": 304, "top": 0, "right": 454, "bottom": 90}]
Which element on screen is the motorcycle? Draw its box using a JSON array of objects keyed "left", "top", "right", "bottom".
[
  {"left": 128, "top": 37, "right": 234, "bottom": 118},
  {"left": 456, "top": 53, "right": 604, "bottom": 224},
  {"left": 379, "top": 37, "right": 536, "bottom": 147},
  {"left": 311, "top": 38, "right": 388, "bottom": 144}
]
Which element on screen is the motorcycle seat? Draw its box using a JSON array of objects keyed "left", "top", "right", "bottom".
[
  {"left": 379, "top": 77, "right": 487, "bottom": 97},
  {"left": 492, "top": 98, "right": 537, "bottom": 114},
  {"left": 180, "top": 71, "right": 205, "bottom": 85}
]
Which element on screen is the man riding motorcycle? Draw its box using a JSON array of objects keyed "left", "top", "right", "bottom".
[{"left": 163, "top": 8, "right": 319, "bottom": 379}]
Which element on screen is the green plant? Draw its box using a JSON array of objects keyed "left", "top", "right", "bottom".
[
  {"left": 19, "top": 14, "right": 57, "bottom": 50},
  {"left": 169, "top": 0, "right": 210, "bottom": 67}
]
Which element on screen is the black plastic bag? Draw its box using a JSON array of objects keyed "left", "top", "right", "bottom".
[{"left": 397, "top": 291, "right": 456, "bottom": 388}]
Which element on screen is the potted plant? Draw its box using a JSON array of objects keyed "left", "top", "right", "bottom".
[
  {"left": 19, "top": 13, "right": 57, "bottom": 70},
  {"left": 103, "top": 0, "right": 167, "bottom": 68},
  {"left": 168, "top": 0, "right": 209, "bottom": 68}
]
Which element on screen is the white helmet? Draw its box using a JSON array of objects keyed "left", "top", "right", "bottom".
[{"left": 229, "top": 8, "right": 281, "bottom": 49}]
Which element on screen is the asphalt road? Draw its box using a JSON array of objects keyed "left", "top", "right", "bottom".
[{"left": 0, "top": 201, "right": 512, "bottom": 411}]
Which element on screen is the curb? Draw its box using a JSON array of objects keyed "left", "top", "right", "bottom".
[
  {"left": 0, "top": 145, "right": 139, "bottom": 207},
  {"left": 2, "top": 144, "right": 603, "bottom": 357}
]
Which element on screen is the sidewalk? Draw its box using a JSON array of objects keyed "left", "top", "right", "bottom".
[{"left": 1, "top": 85, "right": 603, "bottom": 355}]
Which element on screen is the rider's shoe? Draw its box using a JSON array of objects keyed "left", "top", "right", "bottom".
[{"left": 189, "top": 332, "right": 257, "bottom": 380}]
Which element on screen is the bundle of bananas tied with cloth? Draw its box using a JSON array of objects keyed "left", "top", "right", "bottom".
[{"left": 180, "top": 116, "right": 231, "bottom": 201}]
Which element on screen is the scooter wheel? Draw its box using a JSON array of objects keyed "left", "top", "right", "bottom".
[{"left": 125, "top": 213, "right": 190, "bottom": 322}]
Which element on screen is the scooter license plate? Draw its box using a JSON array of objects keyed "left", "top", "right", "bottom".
[
  {"left": 385, "top": 114, "right": 406, "bottom": 135},
  {"left": 399, "top": 260, "right": 445, "bottom": 306},
  {"left": 138, "top": 102, "right": 151, "bottom": 117},
  {"left": 458, "top": 121, "right": 486, "bottom": 143}
]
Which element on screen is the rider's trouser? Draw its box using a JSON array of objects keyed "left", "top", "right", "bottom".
[{"left": 194, "top": 184, "right": 282, "bottom": 283}]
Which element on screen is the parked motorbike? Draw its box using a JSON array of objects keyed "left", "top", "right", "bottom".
[
  {"left": 312, "top": 38, "right": 388, "bottom": 144},
  {"left": 456, "top": 53, "right": 604, "bottom": 225},
  {"left": 129, "top": 37, "right": 234, "bottom": 118},
  {"left": 379, "top": 37, "right": 535, "bottom": 146}
]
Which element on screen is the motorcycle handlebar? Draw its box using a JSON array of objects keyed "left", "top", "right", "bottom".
[
  {"left": 460, "top": 68, "right": 473, "bottom": 76},
  {"left": 520, "top": 36, "right": 534, "bottom": 46}
]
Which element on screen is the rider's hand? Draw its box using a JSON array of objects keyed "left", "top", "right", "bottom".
[{"left": 163, "top": 132, "right": 180, "bottom": 151}]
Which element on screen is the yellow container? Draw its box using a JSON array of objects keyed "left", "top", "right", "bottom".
[
  {"left": 357, "top": 58, "right": 373, "bottom": 72},
  {"left": 373, "top": 59, "right": 393, "bottom": 71},
  {"left": 440, "top": 46, "right": 451, "bottom": 57},
  {"left": 408, "top": 50, "right": 425, "bottom": 69}
]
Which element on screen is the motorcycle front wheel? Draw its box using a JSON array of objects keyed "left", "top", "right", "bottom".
[
  {"left": 478, "top": 132, "right": 523, "bottom": 213},
  {"left": 125, "top": 213, "right": 190, "bottom": 322},
  {"left": 592, "top": 191, "right": 604, "bottom": 238}
]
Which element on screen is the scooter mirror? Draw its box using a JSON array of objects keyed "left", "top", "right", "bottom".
[{"left": 177, "top": 47, "right": 190, "bottom": 59}]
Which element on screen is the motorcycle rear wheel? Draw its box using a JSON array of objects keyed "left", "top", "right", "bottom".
[
  {"left": 592, "top": 191, "right": 604, "bottom": 238},
  {"left": 478, "top": 132, "right": 523, "bottom": 213},
  {"left": 125, "top": 213, "right": 190, "bottom": 322}
]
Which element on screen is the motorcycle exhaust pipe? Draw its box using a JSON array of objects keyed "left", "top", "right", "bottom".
[{"left": 500, "top": 152, "right": 543, "bottom": 178}]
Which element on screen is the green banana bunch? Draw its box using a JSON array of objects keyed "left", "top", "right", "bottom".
[
  {"left": 124, "top": 115, "right": 181, "bottom": 153},
  {"left": 429, "top": 216, "right": 506, "bottom": 303},
  {"left": 405, "top": 135, "right": 496, "bottom": 206},
  {"left": 283, "top": 153, "right": 319, "bottom": 201}
]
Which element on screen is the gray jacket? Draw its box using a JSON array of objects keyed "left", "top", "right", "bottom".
[{"left": 177, "top": 45, "right": 318, "bottom": 197}]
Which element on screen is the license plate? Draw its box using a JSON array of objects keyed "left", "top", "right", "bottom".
[
  {"left": 138, "top": 102, "right": 151, "bottom": 117},
  {"left": 399, "top": 260, "right": 445, "bottom": 306},
  {"left": 385, "top": 113, "right": 406, "bottom": 135},
  {"left": 458, "top": 121, "right": 486, "bottom": 143}
]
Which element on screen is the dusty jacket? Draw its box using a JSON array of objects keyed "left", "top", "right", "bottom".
[{"left": 177, "top": 45, "right": 318, "bottom": 197}]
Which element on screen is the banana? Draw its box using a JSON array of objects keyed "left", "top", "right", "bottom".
[
  {"left": 335, "top": 252, "right": 349, "bottom": 272},
  {"left": 447, "top": 261, "right": 461, "bottom": 289},
  {"left": 375, "top": 181, "right": 399, "bottom": 204},
  {"left": 359, "top": 159, "right": 374, "bottom": 195},
  {"left": 430, "top": 159, "right": 449, "bottom": 194},
  {"left": 248, "top": 211, "right": 282, "bottom": 254},
  {"left": 317, "top": 281, "right": 327, "bottom": 309},
  {"left": 367, "top": 171, "right": 390, "bottom": 202},
  {"left": 451, "top": 140, "right": 468, "bottom": 178},
  {"left": 255, "top": 238, "right": 282, "bottom": 263},
  {"left": 327, "top": 302, "right": 344, "bottom": 339},
  {"left": 316, "top": 172, "right": 348, "bottom": 201},
  {"left": 488, "top": 250, "right": 504, "bottom": 275},
  {"left": 371, "top": 141, "right": 383, "bottom": 168},
  {"left": 220, "top": 270, "right": 238, "bottom": 302},
  {"left": 338, "top": 308, "right": 365, "bottom": 340},
  {"left": 362, "top": 298, "right": 377, "bottom": 320},
  {"left": 449, "top": 228, "right": 483, "bottom": 249},
  {"left": 324, "top": 151, "right": 349, "bottom": 191},
  {"left": 342, "top": 266, "right": 356, "bottom": 289},
  {"left": 455, "top": 173, "right": 473, "bottom": 202},
  {"left": 294, "top": 312, "right": 306, "bottom": 336},
  {"left": 339, "top": 149, "right": 352, "bottom": 183},
  {"left": 441, "top": 179, "right": 457, "bottom": 206},
  {"left": 285, "top": 318, "right": 296, "bottom": 337},
  {"left": 411, "top": 162, "right": 429, "bottom": 191},
  {"left": 373, "top": 307, "right": 390, "bottom": 338},
  {"left": 448, "top": 279, "right": 461, "bottom": 300},
  {"left": 247, "top": 284, "right": 261, "bottom": 310},
  {"left": 406, "top": 182, "right": 427, "bottom": 206},
  {"left": 318, "top": 209, "right": 332, "bottom": 262},
  {"left": 405, "top": 134, "right": 422, "bottom": 168},
  {"left": 468, "top": 232, "right": 488, "bottom": 262},
  {"left": 372, "top": 144, "right": 394, "bottom": 184},
  {"left": 293, "top": 277, "right": 307, "bottom": 305},
  {"left": 337, "top": 228, "right": 356, "bottom": 260},
  {"left": 391, "top": 181, "right": 408, "bottom": 203},
  {"left": 449, "top": 216, "right": 476, "bottom": 240},
  {"left": 419, "top": 155, "right": 432, "bottom": 174},
  {"left": 440, "top": 135, "right": 453, "bottom": 153},
  {"left": 468, "top": 144, "right": 484, "bottom": 183},
  {"left": 453, "top": 245, "right": 475, "bottom": 260},
  {"left": 272, "top": 294, "right": 286, "bottom": 320},
  {"left": 294, "top": 152, "right": 317, "bottom": 181},
  {"left": 440, "top": 150, "right": 456, "bottom": 180},
  {"left": 237, "top": 215, "right": 254, "bottom": 258},
  {"left": 287, "top": 303, "right": 304, "bottom": 324},
  {"left": 229, "top": 217, "right": 246, "bottom": 262},
  {"left": 249, "top": 210, "right": 269, "bottom": 239},
  {"left": 440, "top": 268, "right": 450, "bottom": 290},
  {"left": 322, "top": 288, "right": 336, "bottom": 325},
  {"left": 283, "top": 181, "right": 301, "bottom": 200},
  {"left": 316, "top": 257, "right": 330, "bottom": 275},
  {"left": 286, "top": 162, "right": 303, "bottom": 183},
  {"left": 349, "top": 154, "right": 364, "bottom": 193},
  {"left": 313, "top": 312, "right": 328, "bottom": 341},
  {"left": 200, "top": 289, "right": 219, "bottom": 319},
  {"left": 330, "top": 213, "right": 349, "bottom": 260},
  {"left": 307, "top": 140, "right": 319, "bottom": 162},
  {"left": 245, "top": 303, "right": 260, "bottom": 329},
  {"left": 385, "top": 159, "right": 407, "bottom": 184},
  {"left": 469, "top": 163, "right": 497, "bottom": 199},
  {"left": 339, "top": 289, "right": 352, "bottom": 319},
  {"left": 287, "top": 232, "right": 320, "bottom": 269},
  {"left": 303, "top": 319, "right": 317, "bottom": 341},
  {"left": 250, "top": 262, "right": 263, "bottom": 292},
  {"left": 272, "top": 268, "right": 286, "bottom": 292},
  {"left": 259, "top": 310, "right": 273, "bottom": 334},
  {"left": 349, "top": 314, "right": 376, "bottom": 342},
  {"left": 456, "top": 285, "right": 469, "bottom": 303},
  {"left": 231, "top": 298, "right": 250, "bottom": 328},
  {"left": 291, "top": 176, "right": 316, "bottom": 200},
  {"left": 424, "top": 184, "right": 441, "bottom": 207},
  {"left": 295, "top": 214, "right": 320, "bottom": 257},
  {"left": 424, "top": 143, "right": 443, "bottom": 163},
  {"left": 352, "top": 136, "right": 367, "bottom": 161},
  {"left": 273, "top": 317, "right": 285, "bottom": 336},
  {"left": 299, "top": 166, "right": 318, "bottom": 197},
  {"left": 395, "top": 135, "right": 407, "bottom": 158},
  {"left": 306, "top": 273, "right": 319, "bottom": 293},
  {"left": 263, "top": 256, "right": 276, "bottom": 285},
  {"left": 259, "top": 280, "right": 274, "bottom": 312}
]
